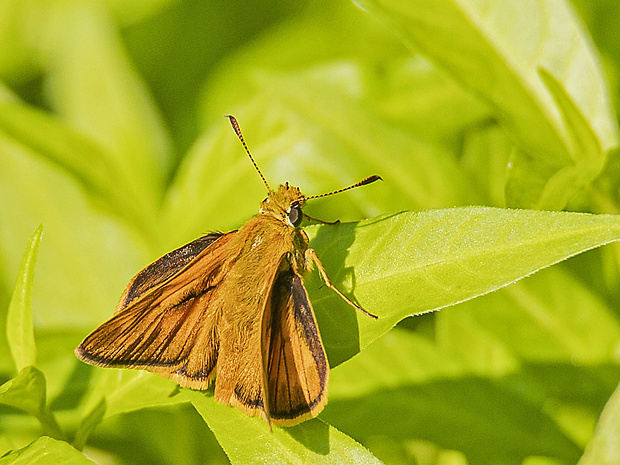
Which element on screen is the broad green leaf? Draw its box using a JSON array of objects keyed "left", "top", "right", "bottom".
[
  {"left": 0, "top": 436, "right": 94, "bottom": 465},
  {"left": 306, "top": 207, "right": 620, "bottom": 365},
  {"left": 357, "top": 0, "right": 619, "bottom": 209},
  {"left": 6, "top": 225, "right": 41, "bottom": 371},
  {"left": 0, "top": 366, "right": 64, "bottom": 440},
  {"left": 578, "top": 380, "right": 620, "bottom": 465},
  {"left": 182, "top": 389, "right": 381, "bottom": 464},
  {"left": 326, "top": 328, "right": 582, "bottom": 464}
]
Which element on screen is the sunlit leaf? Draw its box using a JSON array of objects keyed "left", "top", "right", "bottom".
[
  {"left": 6, "top": 225, "right": 41, "bottom": 371},
  {"left": 0, "top": 436, "right": 94, "bottom": 465},
  {"left": 578, "top": 380, "right": 620, "bottom": 465},
  {"left": 307, "top": 207, "right": 620, "bottom": 365},
  {"left": 183, "top": 389, "right": 381, "bottom": 464},
  {"left": 0, "top": 366, "right": 46, "bottom": 416},
  {"left": 0, "top": 366, "right": 64, "bottom": 440}
]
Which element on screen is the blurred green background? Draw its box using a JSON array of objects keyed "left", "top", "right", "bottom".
[{"left": 2, "top": 0, "right": 620, "bottom": 463}]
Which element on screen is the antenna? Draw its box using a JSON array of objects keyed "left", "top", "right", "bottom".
[
  {"left": 226, "top": 115, "right": 272, "bottom": 193},
  {"left": 305, "top": 175, "right": 382, "bottom": 200}
]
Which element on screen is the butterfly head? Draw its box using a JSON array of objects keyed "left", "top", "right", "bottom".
[{"left": 260, "top": 183, "right": 306, "bottom": 228}]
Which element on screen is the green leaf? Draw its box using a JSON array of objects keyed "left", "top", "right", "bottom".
[
  {"left": 306, "top": 207, "right": 620, "bottom": 365},
  {"left": 506, "top": 69, "right": 611, "bottom": 211},
  {"left": 0, "top": 366, "right": 47, "bottom": 416},
  {"left": 0, "top": 366, "right": 64, "bottom": 440},
  {"left": 6, "top": 224, "right": 42, "bottom": 371},
  {"left": 182, "top": 389, "right": 381, "bottom": 464},
  {"left": 578, "top": 380, "right": 620, "bottom": 465},
  {"left": 357, "top": 0, "right": 619, "bottom": 208},
  {"left": 0, "top": 436, "right": 94, "bottom": 465}
]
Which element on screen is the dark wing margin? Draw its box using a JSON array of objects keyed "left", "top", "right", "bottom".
[
  {"left": 119, "top": 232, "right": 225, "bottom": 311},
  {"left": 264, "top": 269, "right": 329, "bottom": 425},
  {"left": 76, "top": 231, "right": 237, "bottom": 390}
]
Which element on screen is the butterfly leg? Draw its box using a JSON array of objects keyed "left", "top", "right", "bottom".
[{"left": 305, "top": 248, "right": 378, "bottom": 319}]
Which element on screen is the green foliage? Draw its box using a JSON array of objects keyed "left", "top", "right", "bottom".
[
  {"left": 0, "top": 436, "right": 95, "bottom": 465},
  {"left": 6, "top": 225, "right": 41, "bottom": 371},
  {"left": 578, "top": 381, "right": 620, "bottom": 465},
  {"left": 1, "top": 0, "right": 620, "bottom": 463},
  {"left": 184, "top": 390, "right": 381, "bottom": 464}
]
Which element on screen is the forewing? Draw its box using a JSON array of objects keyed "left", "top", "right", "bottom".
[
  {"left": 76, "top": 231, "right": 238, "bottom": 389},
  {"left": 264, "top": 269, "right": 329, "bottom": 425},
  {"left": 117, "top": 232, "right": 224, "bottom": 312}
]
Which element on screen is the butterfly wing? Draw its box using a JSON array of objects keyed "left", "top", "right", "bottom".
[
  {"left": 115, "top": 233, "right": 224, "bottom": 312},
  {"left": 76, "top": 231, "right": 239, "bottom": 389},
  {"left": 263, "top": 268, "right": 329, "bottom": 425}
]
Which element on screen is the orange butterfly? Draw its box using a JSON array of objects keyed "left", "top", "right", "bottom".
[{"left": 76, "top": 116, "right": 380, "bottom": 429}]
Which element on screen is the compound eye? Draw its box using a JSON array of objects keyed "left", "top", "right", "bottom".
[{"left": 288, "top": 204, "right": 303, "bottom": 227}]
